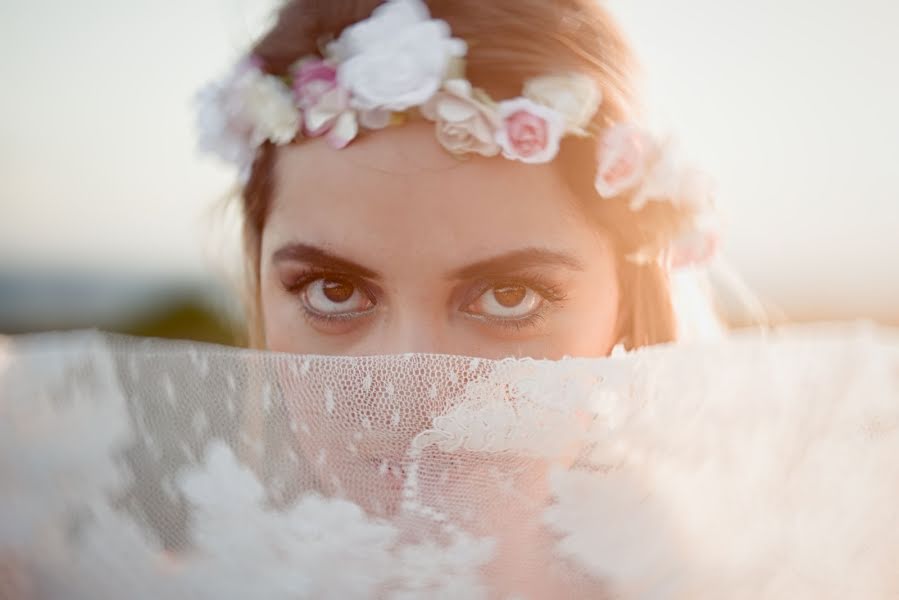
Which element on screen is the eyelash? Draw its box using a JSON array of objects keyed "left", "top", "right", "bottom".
[
  {"left": 283, "top": 268, "right": 567, "bottom": 330},
  {"left": 284, "top": 268, "right": 377, "bottom": 322},
  {"left": 463, "top": 275, "right": 566, "bottom": 330},
  {"left": 485, "top": 310, "right": 547, "bottom": 332}
]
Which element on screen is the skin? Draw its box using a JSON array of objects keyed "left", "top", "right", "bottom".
[
  {"left": 260, "top": 121, "right": 620, "bottom": 359},
  {"left": 256, "top": 125, "right": 617, "bottom": 593}
]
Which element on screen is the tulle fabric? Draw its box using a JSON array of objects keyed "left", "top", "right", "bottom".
[{"left": 2, "top": 324, "right": 898, "bottom": 599}]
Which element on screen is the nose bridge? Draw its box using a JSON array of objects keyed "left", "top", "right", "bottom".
[{"left": 376, "top": 303, "right": 449, "bottom": 355}]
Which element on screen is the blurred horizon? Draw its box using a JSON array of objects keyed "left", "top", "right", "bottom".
[{"left": 2, "top": 0, "right": 898, "bottom": 340}]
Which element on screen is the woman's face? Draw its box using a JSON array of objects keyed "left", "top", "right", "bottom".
[{"left": 260, "top": 122, "right": 620, "bottom": 359}]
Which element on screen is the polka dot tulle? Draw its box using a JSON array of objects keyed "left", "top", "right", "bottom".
[{"left": 1, "top": 324, "right": 898, "bottom": 598}]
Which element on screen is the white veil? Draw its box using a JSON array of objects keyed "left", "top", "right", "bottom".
[{"left": 2, "top": 323, "right": 898, "bottom": 599}]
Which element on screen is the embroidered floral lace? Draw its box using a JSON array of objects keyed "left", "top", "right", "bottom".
[{"left": 2, "top": 324, "right": 898, "bottom": 599}]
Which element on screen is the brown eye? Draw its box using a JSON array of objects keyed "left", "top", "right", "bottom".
[
  {"left": 322, "top": 279, "right": 354, "bottom": 303},
  {"left": 492, "top": 285, "right": 527, "bottom": 308},
  {"left": 466, "top": 284, "right": 542, "bottom": 319},
  {"left": 303, "top": 277, "right": 373, "bottom": 316}
]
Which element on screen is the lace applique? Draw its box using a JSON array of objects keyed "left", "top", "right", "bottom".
[{"left": 2, "top": 325, "right": 899, "bottom": 598}]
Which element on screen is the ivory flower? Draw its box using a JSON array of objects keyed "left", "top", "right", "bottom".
[
  {"left": 628, "top": 139, "right": 715, "bottom": 211},
  {"left": 594, "top": 123, "right": 648, "bottom": 199},
  {"left": 195, "top": 58, "right": 300, "bottom": 182},
  {"left": 523, "top": 73, "right": 602, "bottom": 135},
  {"left": 495, "top": 98, "right": 565, "bottom": 164},
  {"left": 421, "top": 79, "right": 501, "bottom": 157},
  {"left": 239, "top": 70, "right": 301, "bottom": 147},
  {"left": 668, "top": 226, "right": 719, "bottom": 269},
  {"left": 196, "top": 77, "right": 254, "bottom": 171},
  {"left": 332, "top": 0, "right": 467, "bottom": 111}
]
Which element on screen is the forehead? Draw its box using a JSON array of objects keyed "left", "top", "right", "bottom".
[{"left": 263, "top": 123, "right": 602, "bottom": 269}]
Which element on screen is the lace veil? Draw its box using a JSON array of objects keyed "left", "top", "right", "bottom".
[{"left": 2, "top": 324, "right": 898, "bottom": 598}]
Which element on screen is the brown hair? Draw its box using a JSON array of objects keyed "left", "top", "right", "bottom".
[{"left": 241, "top": 0, "right": 695, "bottom": 349}]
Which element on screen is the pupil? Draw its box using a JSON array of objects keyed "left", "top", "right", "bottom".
[
  {"left": 493, "top": 285, "right": 526, "bottom": 308},
  {"left": 322, "top": 279, "right": 354, "bottom": 303}
]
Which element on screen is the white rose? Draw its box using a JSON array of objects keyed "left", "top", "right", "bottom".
[
  {"left": 195, "top": 59, "right": 301, "bottom": 182},
  {"left": 523, "top": 73, "right": 602, "bottom": 136},
  {"left": 332, "top": 0, "right": 467, "bottom": 111},
  {"left": 327, "top": 0, "right": 431, "bottom": 60}
]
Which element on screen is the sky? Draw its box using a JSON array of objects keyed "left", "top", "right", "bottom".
[{"left": 1, "top": 0, "right": 898, "bottom": 322}]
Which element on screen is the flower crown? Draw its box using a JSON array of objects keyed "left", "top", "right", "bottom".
[{"left": 196, "top": 0, "right": 716, "bottom": 267}]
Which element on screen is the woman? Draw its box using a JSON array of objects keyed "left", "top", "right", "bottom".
[
  {"left": 198, "top": 0, "right": 719, "bottom": 357},
  {"left": 185, "top": 2, "right": 729, "bottom": 593},
  {"left": 30, "top": 2, "right": 899, "bottom": 598}
]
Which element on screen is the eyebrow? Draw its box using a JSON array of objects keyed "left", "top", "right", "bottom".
[
  {"left": 448, "top": 247, "right": 585, "bottom": 280},
  {"left": 272, "top": 243, "right": 584, "bottom": 281},
  {"left": 272, "top": 243, "right": 382, "bottom": 279}
]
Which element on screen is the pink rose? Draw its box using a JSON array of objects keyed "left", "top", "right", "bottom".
[
  {"left": 495, "top": 98, "right": 565, "bottom": 164},
  {"left": 292, "top": 58, "right": 357, "bottom": 140},
  {"left": 594, "top": 124, "right": 648, "bottom": 198},
  {"left": 292, "top": 58, "right": 339, "bottom": 110},
  {"left": 506, "top": 111, "right": 546, "bottom": 156},
  {"left": 669, "top": 227, "right": 719, "bottom": 269}
]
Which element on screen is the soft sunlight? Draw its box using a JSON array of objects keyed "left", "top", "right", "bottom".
[{"left": 1, "top": 0, "right": 897, "bottom": 323}]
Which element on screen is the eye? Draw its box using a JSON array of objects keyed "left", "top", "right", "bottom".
[
  {"left": 466, "top": 284, "right": 543, "bottom": 319},
  {"left": 302, "top": 277, "right": 374, "bottom": 316}
]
